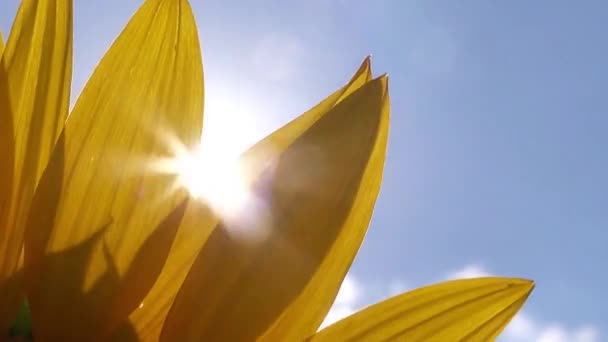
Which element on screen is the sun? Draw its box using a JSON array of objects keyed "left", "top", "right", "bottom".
[
  {"left": 151, "top": 136, "right": 273, "bottom": 243},
  {"left": 171, "top": 144, "right": 251, "bottom": 216},
  {"left": 149, "top": 78, "right": 276, "bottom": 241}
]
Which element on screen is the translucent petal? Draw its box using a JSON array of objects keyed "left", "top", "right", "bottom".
[
  {"left": 161, "top": 64, "right": 389, "bottom": 341},
  {"left": 24, "top": 0, "right": 203, "bottom": 339},
  {"left": 0, "top": 0, "right": 72, "bottom": 332},
  {"left": 124, "top": 203, "right": 217, "bottom": 342},
  {"left": 127, "top": 57, "right": 373, "bottom": 342},
  {"left": 310, "top": 277, "right": 534, "bottom": 342}
]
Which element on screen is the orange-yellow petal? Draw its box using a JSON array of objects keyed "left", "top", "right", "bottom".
[
  {"left": 310, "top": 277, "right": 534, "bottom": 341},
  {"left": 24, "top": 0, "right": 203, "bottom": 340},
  {"left": 161, "top": 61, "right": 389, "bottom": 342},
  {"left": 123, "top": 203, "right": 217, "bottom": 342},
  {"left": 124, "top": 57, "right": 373, "bottom": 342},
  {"left": 0, "top": 0, "right": 72, "bottom": 333}
]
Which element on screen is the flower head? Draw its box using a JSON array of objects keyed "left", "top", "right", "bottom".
[{"left": 0, "top": 0, "right": 533, "bottom": 341}]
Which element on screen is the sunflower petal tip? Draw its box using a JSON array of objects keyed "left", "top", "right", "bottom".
[
  {"left": 377, "top": 73, "right": 389, "bottom": 91},
  {"left": 499, "top": 277, "right": 535, "bottom": 295},
  {"left": 523, "top": 278, "right": 535, "bottom": 290},
  {"left": 487, "top": 276, "right": 534, "bottom": 286},
  {"left": 353, "top": 55, "right": 373, "bottom": 81},
  {"left": 509, "top": 277, "right": 535, "bottom": 286}
]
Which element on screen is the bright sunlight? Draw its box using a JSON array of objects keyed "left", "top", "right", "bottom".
[
  {"left": 150, "top": 80, "right": 274, "bottom": 243},
  {"left": 172, "top": 144, "right": 250, "bottom": 216}
]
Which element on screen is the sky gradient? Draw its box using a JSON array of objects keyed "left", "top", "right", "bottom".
[{"left": 2, "top": 1, "right": 606, "bottom": 341}]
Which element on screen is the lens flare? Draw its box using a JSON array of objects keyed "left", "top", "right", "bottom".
[
  {"left": 151, "top": 141, "right": 272, "bottom": 244},
  {"left": 172, "top": 145, "right": 251, "bottom": 217}
]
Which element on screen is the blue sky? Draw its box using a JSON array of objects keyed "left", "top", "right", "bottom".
[{"left": 2, "top": 1, "right": 607, "bottom": 341}]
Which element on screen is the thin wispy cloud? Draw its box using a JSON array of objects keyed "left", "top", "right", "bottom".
[
  {"left": 320, "top": 275, "right": 361, "bottom": 329},
  {"left": 446, "top": 264, "right": 491, "bottom": 279},
  {"left": 387, "top": 279, "right": 409, "bottom": 296},
  {"left": 321, "top": 274, "right": 408, "bottom": 329},
  {"left": 503, "top": 313, "right": 599, "bottom": 342}
]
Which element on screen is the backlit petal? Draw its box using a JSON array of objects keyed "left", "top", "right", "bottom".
[
  {"left": 24, "top": 0, "right": 203, "bottom": 339},
  {"left": 161, "top": 62, "right": 389, "bottom": 341},
  {"left": 129, "top": 57, "right": 373, "bottom": 342},
  {"left": 310, "top": 277, "right": 534, "bottom": 341},
  {"left": 0, "top": 0, "right": 72, "bottom": 333},
  {"left": 124, "top": 203, "right": 217, "bottom": 342}
]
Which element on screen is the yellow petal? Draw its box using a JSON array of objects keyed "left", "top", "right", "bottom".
[
  {"left": 24, "top": 0, "right": 203, "bottom": 339},
  {"left": 0, "top": 0, "right": 72, "bottom": 333},
  {"left": 161, "top": 65, "right": 389, "bottom": 341},
  {"left": 310, "top": 277, "right": 534, "bottom": 341},
  {"left": 249, "top": 56, "right": 373, "bottom": 164},
  {"left": 0, "top": 37, "right": 14, "bottom": 337},
  {"left": 0, "top": 31, "right": 4, "bottom": 54},
  {"left": 123, "top": 203, "right": 217, "bottom": 342},
  {"left": 124, "top": 57, "right": 373, "bottom": 342}
]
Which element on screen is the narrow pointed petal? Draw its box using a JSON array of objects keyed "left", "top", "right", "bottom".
[
  {"left": 0, "top": 0, "right": 72, "bottom": 333},
  {"left": 310, "top": 277, "right": 535, "bottom": 342},
  {"left": 236, "top": 56, "right": 374, "bottom": 189},
  {"left": 338, "top": 55, "right": 372, "bottom": 100},
  {"left": 24, "top": 0, "right": 203, "bottom": 339},
  {"left": 125, "top": 57, "right": 373, "bottom": 342},
  {"left": 262, "top": 76, "right": 389, "bottom": 342},
  {"left": 161, "top": 70, "right": 389, "bottom": 341}
]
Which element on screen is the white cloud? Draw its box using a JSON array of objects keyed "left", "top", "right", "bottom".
[
  {"left": 321, "top": 275, "right": 407, "bottom": 330},
  {"left": 447, "top": 265, "right": 601, "bottom": 342},
  {"left": 321, "top": 305, "right": 357, "bottom": 330},
  {"left": 387, "top": 279, "right": 409, "bottom": 296},
  {"left": 574, "top": 326, "right": 602, "bottom": 342},
  {"left": 333, "top": 275, "right": 359, "bottom": 306},
  {"left": 446, "top": 264, "right": 491, "bottom": 280},
  {"left": 320, "top": 275, "right": 361, "bottom": 329},
  {"left": 537, "top": 325, "right": 569, "bottom": 342},
  {"left": 506, "top": 313, "right": 536, "bottom": 338},
  {"left": 503, "top": 318, "right": 600, "bottom": 342}
]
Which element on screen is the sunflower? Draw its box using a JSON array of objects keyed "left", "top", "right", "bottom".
[{"left": 0, "top": 0, "right": 533, "bottom": 341}]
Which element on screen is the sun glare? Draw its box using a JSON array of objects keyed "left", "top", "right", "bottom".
[
  {"left": 152, "top": 138, "right": 272, "bottom": 243},
  {"left": 172, "top": 145, "right": 251, "bottom": 217},
  {"left": 149, "top": 81, "right": 276, "bottom": 242}
]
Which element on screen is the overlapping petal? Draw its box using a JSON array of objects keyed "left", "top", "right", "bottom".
[
  {"left": 24, "top": 0, "right": 203, "bottom": 339},
  {"left": 161, "top": 58, "right": 390, "bottom": 341},
  {"left": 0, "top": 0, "right": 536, "bottom": 340},
  {"left": 0, "top": 0, "right": 72, "bottom": 333},
  {"left": 310, "top": 277, "right": 534, "bottom": 341},
  {"left": 122, "top": 58, "right": 374, "bottom": 342},
  {"left": 124, "top": 203, "right": 217, "bottom": 342}
]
